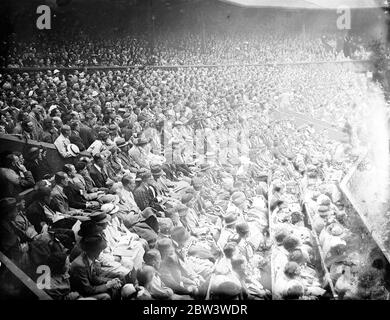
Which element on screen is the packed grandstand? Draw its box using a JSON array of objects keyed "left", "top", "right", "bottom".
[{"left": 0, "top": 0, "right": 390, "bottom": 300}]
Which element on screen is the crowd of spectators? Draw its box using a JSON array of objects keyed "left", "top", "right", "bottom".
[
  {"left": 0, "top": 3, "right": 388, "bottom": 300},
  {"left": 1, "top": 1, "right": 378, "bottom": 68},
  {"left": 0, "top": 60, "right": 387, "bottom": 299},
  {"left": 3, "top": 28, "right": 371, "bottom": 68}
]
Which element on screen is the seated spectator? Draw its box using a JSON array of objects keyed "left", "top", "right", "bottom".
[
  {"left": 62, "top": 164, "right": 100, "bottom": 211},
  {"left": 89, "top": 153, "right": 112, "bottom": 189},
  {"left": 143, "top": 249, "right": 177, "bottom": 300},
  {"left": 44, "top": 252, "right": 83, "bottom": 300},
  {"left": 72, "top": 217, "right": 134, "bottom": 283},
  {"left": 150, "top": 164, "right": 175, "bottom": 197},
  {"left": 20, "top": 120, "right": 40, "bottom": 140},
  {"left": 26, "top": 186, "right": 55, "bottom": 233},
  {"left": 69, "top": 121, "right": 86, "bottom": 152},
  {"left": 128, "top": 137, "right": 151, "bottom": 170},
  {"left": 40, "top": 117, "right": 59, "bottom": 144},
  {"left": 74, "top": 159, "right": 101, "bottom": 193},
  {"left": 133, "top": 169, "right": 159, "bottom": 212},
  {"left": 217, "top": 213, "right": 238, "bottom": 249},
  {"left": 126, "top": 208, "right": 159, "bottom": 248},
  {"left": 12, "top": 196, "right": 46, "bottom": 242},
  {"left": 87, "top": 131, "right": 112, "bottom": 158},
  {"left": 24, "top": 147, "right": 52, "bottom": 182},
  {"left": 0, "top": 198, "right": 30, "bottom": 269},
  {"left": 0, "top": 153, "right": 35, "bottom": 197},
  {"left": 72, "top": 161, "right": 118, "bottom": 204},
  {"left": 171, "top": 226, "right": 214, "bottom": 282},
  {"left": 135, "top": 266, "right": 155, "bottom": 300},
  {"left": 79, "top": 112, "right": 97, "bottom": 148},
  {"left": 116, "top": 174, "right": 141, "bottom": 214},
  {"left": 0, "top": 107, "right": 15, "bottom": 133},
  {"left": 54, "top": 125, "right": 74, "bottom": 158},
  {"left": 97, "top": 204, "right": 146, "bottom": 271},
  {"left": 70, "top": 235, "right": 122, "bottom": 300},
  {"left": 52, "top": 117, "right": 63, "bottom": 133},
  {"left": 157, "top": 238, "right": 200, "bottom": 297},
  {"left": 49, "top": 171, "right": 89, "bottom": 217},
  {"left": 106, "top": 146, "right": 127, "bottom": 181},
  {"left": 215, "top": 241, "right": 238, "bottom": 275},
  {"left": 116, "top": 138, "right": 135, "bottom": 173},
  {"left": 231, "top": 255, "right": 269, "bottom": 299},
  {"left": 12, "top": 112, "right": 30, "bottom": 136}
]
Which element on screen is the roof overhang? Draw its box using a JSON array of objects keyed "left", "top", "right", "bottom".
[{"left": 219, "top": 0, "right": 385, "bottom": 9}]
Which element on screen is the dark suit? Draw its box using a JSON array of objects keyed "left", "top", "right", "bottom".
[
  {"left": 25, "top": 158, "right": 53, "bottom": 182},
  {"left": 0, "top": 220, "right": 24, "bottom": 265},
  {"left": 41, "top": 130, "right": 59, "bottom": 144},
  {"left": 63, "top": 182, "right": 88, "bottom": 210},
  {"left": 50, "top": 185, "right": 70, "bottom": 214},
  {"left": 89, "top": 164, "right": 108, "bottom": 189},
  {"left": 0, "top": 168, "right": 35, "bottom": 198},
  {"left": 133, "top": 183, "right": 155, "bottom": 211},
  {"left": 127, "top": 215, "right": 159, "bottom": 247},
  {"left": 70, "top": 252, "right": 109, "bottom": 297},
  {"left": 26, "top": 202, "right": 51, "bottom": 233},
  {"left": 70, "top": 132, "right": 86, "bottom": 151},
  {"left": 79, "top": 124, "right": 96, "bottom": 149}
]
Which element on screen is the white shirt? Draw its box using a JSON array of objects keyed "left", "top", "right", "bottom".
[{"left": 54, "top": 134, "right": 72, "bottom": 158}]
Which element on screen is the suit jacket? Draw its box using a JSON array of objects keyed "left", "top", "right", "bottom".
[
  {"left": 79, "top": 124, "right": 96, "bottom": 149},
  {"left": 26, "top": 202, "right": 52, "bottom": 233},
  {"left": 133, "top": 183, "right": 154, "bottom": 211},
  {"left": 0, "top": 220, "right": 23, "bottom": 264},
  {"left": 80, "top": 172, "right": 96, "bottom": 192},
  {"left": 70, "top": 252, "right": 108, "bottom": 297},
  {"left": 44, "top": 274, "right": 72, "bottom": 300},
  {"left": 118, "top": 151, "right": 135, "bottom": 172},
  {"left": 70, "top": 132, "right": 86, "bottom": 151},
  {"left": 89, "top": 164, "right": 108, "bottom": 189},
  {"left": 25, "top": 158, "right": 52, "bottom": 182},
  {"left": 41, "top": 129, "right": 59, "bottom": 144},
  {"left": 124, "top": 213, "right": 158, "bottom": 247},
  {"left": 63, "top": 182, "right": 88, "bottom": 210},
  {"left": 50, "top": 185, "right": 70, "bottom": 214},
  {"left": 0, "top": 167, "right": 35, "bottom": 198},
  {"left": 148, "top": 179, "right": 164, "bottom": 197},
  {"left": 12, "top": 212, "right": 38, "bottom": 241}
]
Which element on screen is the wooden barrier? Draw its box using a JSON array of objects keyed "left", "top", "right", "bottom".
[
  {"left": 0, "top": 134, "right": 90, "bottom": 174},
  {"left": 0, "top": 251, "right": 52, "bottom": 300}
]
